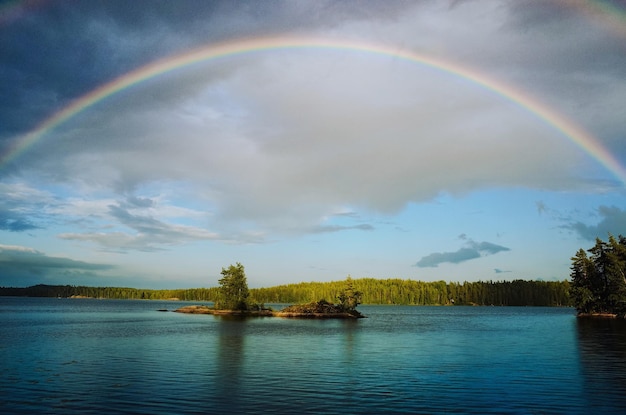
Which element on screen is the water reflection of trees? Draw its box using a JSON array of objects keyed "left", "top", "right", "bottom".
[
  {"left": 209, "top": 316, "right": 364, "bottom": 413},
  {"left": 340, "top": 319, "right": 359, "bottom": 364},
  {"left": 576, "top": 318, "right": 626, "bottom": 413},
  {"left": 214, "top": 316, "right": 247, "bottom": 412},
  {"left": 337, "top": 319, "right": 361, "bottom": 411}
]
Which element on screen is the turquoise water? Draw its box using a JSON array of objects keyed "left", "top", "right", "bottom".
[{"left": 1, "top": 297, "right": 625, "bottom": 414}]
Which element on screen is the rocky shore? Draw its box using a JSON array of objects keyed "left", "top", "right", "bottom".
[
  {"left": 173, "top": 305, "right": 274, "bottom": 316},
  {"left": 174, "top": 301, "right": 365, "bottom": 319},
  {"left": 277, "top": 300, "right": 365, "bottom": 318}
]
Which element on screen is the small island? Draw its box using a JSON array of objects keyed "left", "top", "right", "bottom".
[
  {"left": 174, "top": 263, "right": 365, "bottom": 319},
  {"left": 175, "top": 300, "right": 364, "bottom": 319},
  {"left": 276, "top": 299, "right": 364, "bottom": 319},
  {"left": 570, "top": 234, "right": 626, "bottom": 319}
]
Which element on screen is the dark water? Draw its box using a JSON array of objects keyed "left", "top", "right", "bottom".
[{"left": 2, "top": 298, "right": 626, "bottom": 414}]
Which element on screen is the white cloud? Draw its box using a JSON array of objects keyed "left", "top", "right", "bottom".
[
  {"left": 56, "top": 201, "right": 222, "bottom": 252},
  {"left": 12, "top": 42, "right": 598, "bottom": 242}
]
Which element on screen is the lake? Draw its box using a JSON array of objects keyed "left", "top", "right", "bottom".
[{"left": 1, "top": 297, "right": 625, "bottom": 414}]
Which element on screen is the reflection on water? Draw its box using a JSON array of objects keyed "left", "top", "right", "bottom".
[
  {"left": 340, "top": 319, "right": 359, "bottom": 363},
  {"left": 3, "top": 299, "right": 626, "bottom": 413},
  {"left": 214, "top": 316, "right": 247, "bottom": 412},
  {"left": 576, "top": 317, "right": 626, "bottom": 413}
]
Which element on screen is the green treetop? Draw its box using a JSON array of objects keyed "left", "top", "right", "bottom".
[
  {"left": 216, "top": 262, "right": 250, "bottom": 311},
  {"left": 337, "top": 276, "right": 362, "bottom": 311}
]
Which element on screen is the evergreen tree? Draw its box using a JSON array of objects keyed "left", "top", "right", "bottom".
[
  {"left": 337, "top": 276, "right": 362, "bottom": 311},
  {"left": 571, "top": 235, "right": 626, "bottom": 315},
  {"left": 606, "top": 235, "right": 626, "bottom": 312},
  {"left": 216, "top": 263, "right": 249, "bottom": 311},
  {"left": 570, "top": 248, "right": 594, "bottom": 313},
  {"left": 588, "top": 237, "right": 610, "bottom": 311}
]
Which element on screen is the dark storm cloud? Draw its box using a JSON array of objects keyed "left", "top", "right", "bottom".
[
  {"left": 3, "top": 0, "right": 624, "bottom": 190},
  {"left": 416, "top": 239, "right": 510, "bottom": 268},
  {"left": 0, "top": 0, "right": 415, "bottom": 141},
  {"left": 0, "top": 3, "right": 132, "bottom": 138},
  {"left": 0, "top": 1, "right": 238, "bottom": 138},
  {"left": 502, "top": 0, "right": 626, "bottom": 72},
  {"left": 514, "top": 1, "right": 626, "bottom": 150}
]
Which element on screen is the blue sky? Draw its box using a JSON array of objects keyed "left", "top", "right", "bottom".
[{"left": 1, "top": 0, "right": 625, "bottom": 289}]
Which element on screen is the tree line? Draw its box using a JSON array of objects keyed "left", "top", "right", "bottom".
[
  {"left": 0, "top": 278, "right": 571, "bottom": 306},
  {"left": 251, "top": 278, "right": 570, "bottom": 306},
  {"left": 0, "top": 284, "right": 220, "bottom": 301}
]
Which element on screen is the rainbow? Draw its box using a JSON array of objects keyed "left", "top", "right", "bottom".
[
  {"left": 578, "top": 0, "right": 626, "bottom": 38},
  {"left": 2, "top": 36, "right": 626, "bottom": 185}
]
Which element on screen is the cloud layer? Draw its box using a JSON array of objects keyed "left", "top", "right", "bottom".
[{"left": 0, "top": 1, "right": 624, "bottom": 286}]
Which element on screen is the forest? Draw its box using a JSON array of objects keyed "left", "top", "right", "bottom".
[{"left": 0, "top": 278, "right": 571, "bottom": 307}]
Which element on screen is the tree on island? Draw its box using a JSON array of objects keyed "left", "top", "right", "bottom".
[
  {"left": 216, "top": 262, "right": 250, "bottom": 311},
  {"left": 337, "top": 275, "right": 362, "bottom": 312},
  {"left": 278, "top": 276, "right": 365, "bottom": 318},
  {"left": 570, "top": 235, "right": 626, "bottom": 316}
]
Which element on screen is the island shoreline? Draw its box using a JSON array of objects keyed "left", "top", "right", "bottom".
[{"left": 173, "top": 305, "right": 365, "bottom": 319}]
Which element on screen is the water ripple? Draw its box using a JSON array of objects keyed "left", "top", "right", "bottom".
[{"left": 2, "top": 300, "right": 625, "bottom": 413}]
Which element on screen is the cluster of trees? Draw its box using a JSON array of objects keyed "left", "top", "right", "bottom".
[
  {"left": 1, "top": 273, "right": 570, "bottom": 307},
  {"left": 212, "top": 264, "right": 363, "bottom": 313},
  {"left": 570, "top": 235, "right": 626, "bottom": 315}
]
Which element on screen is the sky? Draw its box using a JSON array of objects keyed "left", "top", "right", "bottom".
[{"left": 1, "top": 0, "right": 626, "bottom": 289}]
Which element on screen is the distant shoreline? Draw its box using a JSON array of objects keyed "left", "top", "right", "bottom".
[{"left": 0, "top": 280, "right": 573, "bottom": 307}]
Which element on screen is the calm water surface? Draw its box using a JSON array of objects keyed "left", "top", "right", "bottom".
[{"left": 1, "top": 297, "right": 626, "bottom": 414}]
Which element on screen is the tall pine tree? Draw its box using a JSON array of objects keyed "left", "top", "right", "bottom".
[
  {"left": 571, "top": 235, "right": 626, "bottom": 315},
  {"left": 216, "top": 263, "right": 250, "bottom": 311}
]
